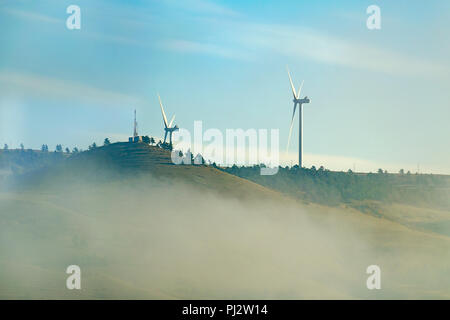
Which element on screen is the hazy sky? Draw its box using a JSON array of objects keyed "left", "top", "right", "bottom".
[{"left": 0, "top": 0, "right": 449, "bottom": 173}]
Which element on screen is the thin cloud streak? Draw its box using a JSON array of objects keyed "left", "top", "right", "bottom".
[
  {"left": 85, "top": 32, "right": 152, "bottom": 47},
  {"left": 165, "top": 0, "right": 241, "bottom": 17},
  {"left": 220, "top": 21, "right": 449, "bottom": 77},
  {"left": 1, "top": 7, "right": 62, "bottom": 24},
  {"left": 0, "top": 71, "right": 142, "bottom": 107},
  {"left": 149, "top": 7, "right": 449, "bottom": 77},
  {"left": 162, "top": 39, "right": 251, "bottom": 60},
  {"left": 2, "top": 3, "right": 447, "bottom": 78}
]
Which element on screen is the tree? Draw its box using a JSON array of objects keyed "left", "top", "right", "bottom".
[
  {"left": 399, "top": 169, "right": 404, "bottom": 175},
  {"left": 150, "top": 137, "right": 155, "bottom": 145},
  {"left": 159, "top": 142, "right": 172, "bottom": 151},
  {"left": 65, "top": 147, "right": 71, "bottom": 154},
  {"left": 104, "top": 138, "right": 111, "bottom": 146},
  {"left": 55, "top": 144, "right": 63, "bottom": 152},
  {"left": 41, "top": 144, "right": 49, "bottom": 152},
  {"left": 88, "top": 142, "right": 97, "bottom": 151},
  {"left": 194, "top": 153, "right": 205, "bottom": 165},
  {"left": 142, "top": 136, "right": 150, "bottom": 144},
  {"left": 20, "top": 143, "right": 24, "bottom": 150},
  {"left": 183, "top": 149, "right": 193, "bottom": 164},
  {"left": 377, "top": 168, "right": 383, "bottom": 174},
  {"left": 3, "top": 144, "right": 8, "bottom": 150},
  {"left": 72, "top": 147, "right": 79, "bottom": 153}
]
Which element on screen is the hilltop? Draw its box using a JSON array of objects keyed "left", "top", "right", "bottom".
[{"left": 1, "top": 142, "right": 286, "bottom": 201}]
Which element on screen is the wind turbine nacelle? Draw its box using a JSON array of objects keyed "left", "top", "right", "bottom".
[{"left": 295, "top": 97, "right": 310, "bottom": 104}]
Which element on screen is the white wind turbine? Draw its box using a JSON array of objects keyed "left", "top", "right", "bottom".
[
  {"left": 286, "top": 66, "right": 311, "bottom": 168},
  {"left": 158, "top": 94, "right": 179, "bottom": 146}
]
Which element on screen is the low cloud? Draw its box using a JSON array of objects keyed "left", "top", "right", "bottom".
[{"left": 1, "top": 172, "right": 449, "bottom": 299}]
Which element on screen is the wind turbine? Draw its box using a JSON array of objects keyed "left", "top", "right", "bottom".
[
  {"left": 286, "top": 66, "right": 311, "bottom": 168},
  {"left": 158, "top": 94, "right": 179, "bottom": 146}
]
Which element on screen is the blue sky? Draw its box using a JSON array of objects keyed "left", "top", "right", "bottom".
[{"left": 0, "top": 0, "right": 449, "bottom": 173}]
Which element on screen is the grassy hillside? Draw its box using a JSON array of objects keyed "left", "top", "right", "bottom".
[
  {"left": 221, "top": 165, "right": 450, "bottom": 237},
  {"left": 4, "top": 142, "right": 286, "bottom": 201},
  {"left": 1, "top": 141, "right": 449, "bottom": 299},
  {"left": 221, "top": 165, "right": 450, "bottom": 208}
]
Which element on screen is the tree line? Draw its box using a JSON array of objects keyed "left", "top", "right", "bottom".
[{"left": 220, "top": 164, "right": 450, "bottom": 209}]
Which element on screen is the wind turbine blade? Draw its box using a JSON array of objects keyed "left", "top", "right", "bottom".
[
  {"left": 296, "top": 80, "right": 304, "bottom": 99},
  {"left": 287, "top": 103, "right": 297, "bottom": 151},
  {"left": 158, "top": 94, "right": 169, "bottom": 128},
  {"left": 169, "top": 114, "right": 176, "bottom": 128},
  {"left": 286, "top": 66, "right": 297, "bottom": 99}
]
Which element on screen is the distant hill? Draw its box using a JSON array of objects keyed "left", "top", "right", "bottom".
[
  {"left": 221, "top": 165, "right": 450, "bottom": 209},
  {"left": 0, "top": 149, "right": 68, "bottom": 175}
]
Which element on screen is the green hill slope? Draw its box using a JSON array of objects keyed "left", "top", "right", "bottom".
[{"left": 5, "top": 142, "right": 287, "bottom": 201}]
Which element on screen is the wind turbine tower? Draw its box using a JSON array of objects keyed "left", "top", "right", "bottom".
[
  {"left": 286, "top": 66, "right": 311, "bottom": 168},
  {"left": 133, "top": 109, "right": 138, "bottom": 138}
]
